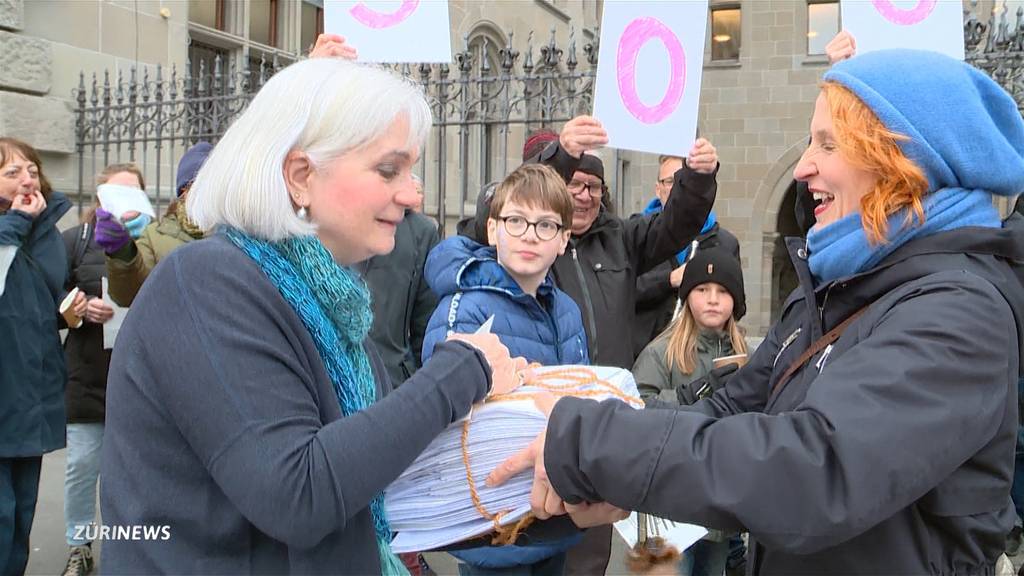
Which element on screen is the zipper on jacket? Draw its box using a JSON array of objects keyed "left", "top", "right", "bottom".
[
  {"left": 773, "top": 327, "right": 802, "bottom": 368},
  {"left": 815, "top": 344, "right": 834, "bottom": 372},
  {"left": 571, "top": 246, "right": 599, "bottom": 362},
  {"left": 819, "top": 282, "right": 836, "bottom": 326}
]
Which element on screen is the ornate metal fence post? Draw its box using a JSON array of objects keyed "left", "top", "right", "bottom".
[
  {"left": 965, "top": 0, "right": 1024, "bottom": 109},
  {"left": 73, "top": 28, "right": 600, "bottom": 225}
]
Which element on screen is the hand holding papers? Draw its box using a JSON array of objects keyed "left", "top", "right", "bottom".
[
  {"left": 385, "top": 365, "right": 645, "bottom": 552},
  {"left": 96, "top": 184, "right": 155, "bottom": 221},
  {"left": 448, "top": 316, "right": 528, "bottom": 397}
]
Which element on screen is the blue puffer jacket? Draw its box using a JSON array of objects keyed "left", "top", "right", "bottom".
[
  {"left": 422, "top": 236, "right": 588, "bottom": 367},
  {"left": 422, "top": 235, "right": 587, "bottom": 567},
  {"left": 0, "top": 192, "right": 71, "bottom": 457}
]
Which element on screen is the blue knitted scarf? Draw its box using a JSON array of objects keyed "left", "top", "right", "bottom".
[
  {"left": 806, "top": 187, "right": 1000, "bottom": 285},
  {"left": 225, "top": 228, "right": 408, "bottom": 576}
]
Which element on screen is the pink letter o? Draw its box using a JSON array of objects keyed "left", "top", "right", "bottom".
[
  {"left": 350, "top": 0, "right": 419, "bottom": 29},
  {"left": 616, "top": 17, "right": 686, "bottom": 125},
  {"left": 871, "top": 0, "right": 937, "bottom": 25}
]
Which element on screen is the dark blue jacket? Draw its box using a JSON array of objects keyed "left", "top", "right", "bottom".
[
  {"left": 0, "top": 192, "right": 71, "bottom": 456},
  {"left": 100, "top": 235, "right": 492, "bottom": 574},
  {"left": 422, "top": 235, "right": 586, "bottom": 567},
  {"left": 422, "top": 236, "right": 588, "bottom": 367}
]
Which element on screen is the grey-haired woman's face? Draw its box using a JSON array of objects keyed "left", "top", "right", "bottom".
[{"left": 299, "top": 116, "right": 422, "bottom": 265}]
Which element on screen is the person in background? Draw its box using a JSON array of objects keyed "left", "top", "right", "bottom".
[
  {"left": 96, "top": 142, "right": 211, "bottom": 306},
  {"left": 0, "top": 137, "right": 81, "bottom": 576},
  {"left": 359, "top": 182, "right": 440, "bottom": 388},
  {"left": 633, "top": 154, "right": 740, "bottom": 359},
  {"left": 58, "top": 164, "right": 148, "bottom": 576},
  {"left": 495, "top": 48, "right": 1024, "bottom": 575},
  {"left": 632, "top": 248, "right": 748, "bottom": 576}
]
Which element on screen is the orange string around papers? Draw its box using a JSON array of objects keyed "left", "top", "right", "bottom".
[
  {"left": 459, "top": 367, "right": 642, "bottom": 546},
  {"left": 385, "top": 365, "right": 644, "bottom": 554}
]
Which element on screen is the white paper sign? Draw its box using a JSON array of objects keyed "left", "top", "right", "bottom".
[
  {"left": 841, "top": 0, "right": 965, "bottom": 60},
  {"left": 614, "top": 511, "right": 708, "bottom": 553},
  {"left": 593, "top": 0, "right": 709, "bottom": 157},
  {"left": 101, "top": 277, "right": 129, "bottom": 350},
  {"left": 324, "top": 0, "right": 452, "bottom": 63},
  {"left": 96, "top": 184, "right": 156, "bottom": 220}
]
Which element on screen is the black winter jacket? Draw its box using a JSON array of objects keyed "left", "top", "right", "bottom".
[
  {"left": 362, "top": 211, "right": 439, "bottom": 387},
  {"left": 62, "top": 222, "right": 111, "bottom": 423},
  {"left": 0, "top": 193, "right": 70, "bottom": 456},
  {"left": 546, "top": 215, "right": 1024, "bottom": 574},
  {"left": 537, "top": 144, "right": 717, "bottom": 368}
]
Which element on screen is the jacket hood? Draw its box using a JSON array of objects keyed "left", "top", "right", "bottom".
[{"left": 425, "top": 235, "right": 555, "bottom": 300}]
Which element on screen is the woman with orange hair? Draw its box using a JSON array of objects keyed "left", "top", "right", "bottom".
[{"left": 490, "top": 50, "right": 1024, "bottom": 574}]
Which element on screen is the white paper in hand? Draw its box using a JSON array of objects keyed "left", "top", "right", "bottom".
[
  {"left": 101, "top": 277, "right": 129, "bottom": 350},
  {"left": 96, "top": 184, "right": 156, "bottom": 220}
]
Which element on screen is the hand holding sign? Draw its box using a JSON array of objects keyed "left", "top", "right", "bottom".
[
  {"left": 825, "top": 30, "right": 857, "bottom": 64},
  {"left": 686, "top": 138, "right": 718, "bottom": 175},
  {"left": 559, "top": 116, "right": 609, "bottom": 159},
  {"left": 309, "top": 33, "right": 358, "bottom": 60}
]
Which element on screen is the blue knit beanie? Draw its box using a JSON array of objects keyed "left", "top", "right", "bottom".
[
  {"left": 823, "top": 49, "right": 1024, "bottom": 197},
  {"left": 176, "top": 141, "right": 214, "bottom": 196}
]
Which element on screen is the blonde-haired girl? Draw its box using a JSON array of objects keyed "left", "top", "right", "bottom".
[{"left": 633, "top": 248, "right": 747, "bottom": 406}]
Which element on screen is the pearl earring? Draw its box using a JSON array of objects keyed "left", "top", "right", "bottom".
[{"left": 297, "top": 206, "right": 308, "bottom": 220}]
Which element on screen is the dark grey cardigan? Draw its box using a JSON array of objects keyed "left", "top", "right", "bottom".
[{"left": 100, "top": 235, "right": 491, "bottom": 575}]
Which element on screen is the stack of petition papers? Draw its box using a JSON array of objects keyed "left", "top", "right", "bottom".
[{"left": 386, "top": 365, "right": 644, "bottom": 553}]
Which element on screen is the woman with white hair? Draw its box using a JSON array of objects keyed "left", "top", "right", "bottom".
[{"left": 99, "top": 58, "right": 524, "bottom": 575}]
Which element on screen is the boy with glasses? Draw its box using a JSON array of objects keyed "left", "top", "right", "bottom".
[{"left": 421, "top": 163, "right": 587, "bottom": 575}]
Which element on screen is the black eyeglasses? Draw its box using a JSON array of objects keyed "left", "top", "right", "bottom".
[
  {"left": 499, "top": 215, "right": 564, "bottom": 241},
  {"left": 567, "top": 179, "right": 605, "bottom": 198},
  {"left": 656, "top": 177, "right": 674, "bottom": 188}
]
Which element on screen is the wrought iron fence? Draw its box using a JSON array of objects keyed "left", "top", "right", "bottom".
[
  {"left": 74, "top": 3, "right": 1023, "bottom": 224},
  {"left": 73, "top": 28, "right": 598, "bottom": 225},
  {"left": 965, "top": 0, "right": 1024, "bottom": 108}
]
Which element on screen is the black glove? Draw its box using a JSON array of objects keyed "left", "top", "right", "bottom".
[{"left": 676, "top": 363, "right": 739, "bottom": 405}]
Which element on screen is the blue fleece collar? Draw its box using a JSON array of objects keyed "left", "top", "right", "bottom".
[
  {"left": 807, "top": 187, "right": 1000, "bottom": 285},
  {"left": 644, "top": 199, "right": 717, "bottom": 264}
]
